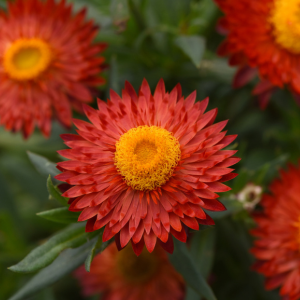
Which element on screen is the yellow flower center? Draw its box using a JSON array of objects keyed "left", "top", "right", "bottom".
[
  {"left": 114, "top": 125, "right": 181, "bottom": 191},
  {"left": 117, "top": 246, "right": 159, "bottom": 284},
  {"left": 270, "top": 0, "right": 300, "bottom": 54},
  {"left": 3, "top": 38, "right": 52, "bottom": 81}
]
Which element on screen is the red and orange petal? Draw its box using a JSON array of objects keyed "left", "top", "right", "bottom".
[
  {"left": 251, "top": 164, "right": 300, "bottom": 300},
  {"left": 55, "top": 79, "right": 240, "bottom": 255},
  {"left": 215, "top": 0, "right": 300, "bottom": 108},
  {"left": 74, "top": 243, "right": 185, "bottom": 300},
  {"left": 0, "top": 0, "right": 106, "bottom": 138}
]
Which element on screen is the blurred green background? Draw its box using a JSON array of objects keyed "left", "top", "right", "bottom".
[{"left": 1, "top": 0, "right": 299, "bottom": 299}]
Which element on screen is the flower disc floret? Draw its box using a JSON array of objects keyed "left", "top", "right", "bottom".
[
  {"left": 114, "top": 126, "right": 181, "bottom": 191},
  {"left": 270, "top": 0, "right": 300, "bottom": 54},
  {"left": 3, "top": 38, "right": 52, "bottom": 81}
]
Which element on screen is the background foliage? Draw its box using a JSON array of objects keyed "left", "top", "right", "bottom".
[{"left": 1, "top": 0, "right": 298, "bottom": 299}]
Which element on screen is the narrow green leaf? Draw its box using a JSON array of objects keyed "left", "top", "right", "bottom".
[
  {"left": 8, "top": 238, "right": 97, "bottom": 300},
  {"left": 107, "top": 55, "right": 120, "bottom": 97},
  {"left": 186, "top": 288, "right": 199, "bottom": 300},
  {"left": 8, "top": 223, "right": 88, "bottom": 273},
  {"left": 37, "top": 207, "right": 79, "bottom": 224},
  {"left": 27, "top": 152, "right": 59, "bottom": 178},
  {"left": 47, "top": 175, "right": 68, "bottom": 207},
  {"left": 168, "top": 239, "right": 217, "bottom": 300},
  {"left": 85, "top": 231, "right": 103, "bottom": 272},
  {"left": 190, "top": 229, "right": 216, "bottom": 279},
  {"left": 128, "top": 0, "right": 146, "bottom": 30},
  {"left": 84, "top": 229, "right": 114, "bottom": 272},
  {"left": 174, "top": 35, "right": 205, "bottom": 68}
]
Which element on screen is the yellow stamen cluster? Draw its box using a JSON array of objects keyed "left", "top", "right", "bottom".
[
  {"left": 114, "top": 125, "right": 181, "bottom": 191},
  {"left": 3, "top": 38, "right": 52, "bottom": 81},
  {"left": 293, "top": 217, "right": 300, "bottom": 247},
  {"left": 269, "top": 0, "right": 300, "bottom": 54}
]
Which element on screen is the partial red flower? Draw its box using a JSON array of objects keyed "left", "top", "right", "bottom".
[
  {"left": 215, "top": 0, "right": 300, "bottom": 108},
  {"left": 55, "top": 79, "right": 239, "bottom": 255},
  {"left": 74, "top": 243, "right": 185, "bottom": 300},
  {"left": 0, "top": 0, "right": 106, "bottom": 138},
  {"left": 251, "top": 164, "right": 300, "bottom": 300}
]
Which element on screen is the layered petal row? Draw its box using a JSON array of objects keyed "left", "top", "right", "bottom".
[
  {"left": 56, "top": 79, "right": 239, "bottom": 255},
  {"left": 251, "top": 164, "right": 300, "bottom": 300},
  {"left": 0, "top": 0, "right": 106, "bottom": 138}
]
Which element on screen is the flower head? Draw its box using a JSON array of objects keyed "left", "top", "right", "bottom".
[
  {"left": 74, "top": 243, "right": 185, "bottom": 300},
  {"left": 0, "top": 0, "right": 106, "bottom": 138},
  {"left": 215, "top": 0, "right": 300, "bottom": 108},
  {"left": 55, "top": 79, "right": 239, "bottom": 255},
  {"left": 251, "top": 164, "right": 300, "bottom": 300}
]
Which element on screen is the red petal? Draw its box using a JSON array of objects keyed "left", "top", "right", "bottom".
[
  {"left": 170, "top": 227, "right": 187, "bottom": 242},
  {"left": 131, "top": 239, "right": 144, "bottom": 256},
  {"left": 158, "top": 234, "right": 174, "bottom": 254},
  {"left": 144, "top": 230, "right": 157, "bottom": 253}
]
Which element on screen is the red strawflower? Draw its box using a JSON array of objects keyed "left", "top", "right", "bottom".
[
  {"left": 55, "top": 79, "right": 239, "bottom": 255},
  {"left": 74, "top": 243, "right": 185, "bottom": 300},
  {"left": 0, "top": 0, "right": 106, "bottom": 138},
  {"left": 215, "top": 0, "right": 300, "bottom": 108},
  {"left": 251, "top": 164, "right": 300, "bottom": 300}
]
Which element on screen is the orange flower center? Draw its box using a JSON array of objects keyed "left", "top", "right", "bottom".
[
  {"left": 270, "top": 0, "right": 300, "bottom": 54},
  {"left": 114, "top": 125, "right": 181, "bottom": 191},
  {"left": 117, "top": 246, "right": 159, "bottom": 284},
  {"left": 3, "top": 38, "right": 52, "bottom": 81}
]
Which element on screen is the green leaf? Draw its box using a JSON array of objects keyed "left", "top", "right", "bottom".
[
  {"left": 8, "top": 238, "right": 97, "bottom": 300},
  {"left": 27, "top": 152, "right": 59, "bottom": 179},
  {"left": 190, "top": 229, "right": 216, "bottom": 279},
  {"left": 84, "top": 231, "right": 103, "bottom": 272},
  {"left": 37, "top": 207, "right": 79, "bottom": 224},
  {"left": 168, "top": 239, "right": 217, "bottom": 300},
  {"left": 107, "top": 55, "right": 120, "bottom": 97},
  {"left": 8, "top": 223, "right": 88, "bottom": 273},
  {"left": 84, "top": 228, "right": 114, "bottom": 272},
  {"left": 46, "top": 175, "right": 68, "bottom": 207},
  {"left": 174, "top": 35, "right": 205, "bottom": 68},
  {"left": 186, "top": 288, "right": 199, "bottom": 300}
]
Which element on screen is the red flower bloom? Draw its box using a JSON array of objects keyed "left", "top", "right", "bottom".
[
  {"left": 56, "top": 79, "right": 239, "bottom": 255},
  {"left": 215, "top": 0, "right": 300, "bottom": 108},
  {"left": 0, "top": 0, "right": 106, "bottom": 138},
  {"left": 74, "top": 243, "right": 185, "bottom": 300},
  {"left": 251, "top": 164, "right": 300, "bottom": 300}
]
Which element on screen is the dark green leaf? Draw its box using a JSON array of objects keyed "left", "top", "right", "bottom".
[
  {"left": 27, "top": 152, "right": 59, "bottom": 179},
  {"left": 190, "top": 229, "right": 216, "bottom": 279},
  {"left": 168, "top": 239, "right": 217, "bottom": 300},
  {"left": 84, "top": 230, "right": 103, "bottom": 272},
  {"left": 174, "top": 35, "right": 205, "bottom": 68},
  {"left": 46, "top": 175, "right": 68, "bottom": 207},
  {"left": 8, "top": 223, "right": 88, "bottom": 273},
  {"left": 8, "top": 238, "right": 97, "bottom": 300},
  {"left": 84, "top": 229, "right": 114, "bottom": 272},
  {"left": 107, "top": 55, "right": 120, "bottom": 96},
  {"left": 254, "top": 154, "right": 289, "bottom": 185},
  {"left": 186, "top": 288, "right": 200, "bottom": 300},
  {"left": 37, "top": 207, "right": 79, "bottom": 224}
]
